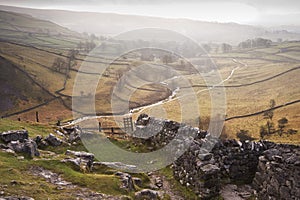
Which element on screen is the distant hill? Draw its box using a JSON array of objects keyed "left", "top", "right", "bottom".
[
  {"left": 0, "top": 10, "right": 80, "bottom": 36},
  {"left": 0, "top": 10, "right": 82, "bottom": 48},
  {"left": 1, "top": 5, "right": 300, "bottom": 44}
]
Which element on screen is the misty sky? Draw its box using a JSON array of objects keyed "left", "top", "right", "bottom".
[{"left": 1, "top": 0, "right": 300, "bottom": 25}]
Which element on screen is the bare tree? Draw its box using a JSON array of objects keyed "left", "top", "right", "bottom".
[
  {"left": 263, "top": 99, "right": 276, "bottom": 135},
  {"left": 52, "top": 57, "right": 67, "bottom": 73}
]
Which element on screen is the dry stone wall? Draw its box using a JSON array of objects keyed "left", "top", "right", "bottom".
[{"left": 133, "top": 115, "right": 300, "bottom": 199}]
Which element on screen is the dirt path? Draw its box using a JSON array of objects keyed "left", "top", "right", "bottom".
[
  {"left": 29, "top": 166, "right": 120, "bottom": 200},
  {"left": 220, "top": 184, "right": 254, "bottom": 200},
  {"left": 149, "top": 172, "right": 185, "bottom": 200}
]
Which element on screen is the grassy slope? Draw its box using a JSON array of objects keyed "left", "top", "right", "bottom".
[
  {"left": 0, "top": 56, "right": 53, "bottom": 115},
  {"left": 0, "top": 119, "right": 154, "bottom": 199},
  {"left": 0, "top": 11, "right": 173, "bottom": 120}
]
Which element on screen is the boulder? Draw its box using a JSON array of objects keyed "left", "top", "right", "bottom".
[
  {"left": 115, "top": 172, "right": 135, "bottom": 192},
  {"left": 93, "top": 162, "right": 137, "bottom": 171},
  {"left": 65, "top": 150, "right": 94, "bottom": 160},
  {"left": 7, "top": 139, "right": 39, "bottom": 157},
  {"left": 200, "top": 164, "right": 220, "bottom": 175},
  {"left": 133, "top": 177, "right": 142, "bottom": 187},
  {"left": 135, "top": 189, "right": 159, "bottom": 200},
  {"left": 68, "top": 130, "right": 80, "bottom": 143},
  {"left": 0, "top": 130, "right": 28, "bottom": 143},
  {"left": 45, "top": 134, "right": 63, "bottom": 146},
  {"left": 64, "top": 150, "right": 94, "bottom": 171},
  {"left": 61, "top": 126, "right": 82, "bottom": 142},
  {"left": 33, "top": 135, "right": 49, "bottom": 149},
  {"left": 62, "top": 157, "right": 87, "bottom": 171}
]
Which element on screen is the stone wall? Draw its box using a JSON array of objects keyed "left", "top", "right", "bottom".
[
  {"left": 172, "top": 137, "right": 300, "bottom": 199},
  {"left": 133, "top": 115, "right": 300, "bottom": 199},
  {"left": 172, "top": 138, "right": 268, "bottom": 199},
  {"left": 253, "top": 143, "right": 300, "bottom": 200},
  {"left": 133, "top": 115, "right": 206, "bottom": 150}
]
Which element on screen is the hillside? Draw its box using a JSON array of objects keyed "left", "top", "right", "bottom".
[
  {"left": 0, "top": 10, "right": 174, "bottom": 122},
  {"left": 0, "top": 10, "right": 82, "bottom": 49},
  {"left": 0, "top": 8, "right": 298, "bottom": 144},
  {"left": 0, "top": 56, "right": 54, "bottom": 115},
  {"left": 1, "top": 5, "right": 300, "bottom": 44}
]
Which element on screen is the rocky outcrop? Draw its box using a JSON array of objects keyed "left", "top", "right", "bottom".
[
  {"left": 61, "top": 126, "right": 81, "bottom": 143},
  {"left": 33, "top": 135, "right": 48, "bottom": 149},
  {"left": 115, "top": 172, "right": 135, "bottom": 192},
  {"left": 93, "top": 162, "right": 137, "bottom": 171},
  {"left": 0, "top": 130, "right": 28, "bottom": 143},
  {"left": 7, "top": 139, "right": 39, "bottom": 157},
  {"left": 44, "top": 133, "right": 63, "bottom": 146},
  {"left": 62, "top": 150, "right": 94, "bottom": 172},
  {"left": 34, "top": 133, "right": 65, "bottom": 149},
  {"left": 65, "top": 150, "right": 94, "bottom": 160}
]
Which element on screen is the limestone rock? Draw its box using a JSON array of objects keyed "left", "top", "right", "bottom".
[
  {"left": 64, "top": 150, "right": 94, "bottom": 171},
  {"left": 93, "top": 162, "right": 137, "bottom": 171},
  {"left": 0, "top": 130, "right": 28, "bottom": 143},
  {"left": 65, "top": 150, "right": 94, "bottom": 160},
  {"left": 115, "top": 172, "right": 135, "bottom": 192},
  {"left": 135, "top": 189, "right": 159, "bottom": 200},
  {"left": 33, "top": 135, "right": 48, "bottom": 149},
  {"left": 200, "top": 164, "right": 220, "bottom": 175},
  {"left": 45, "top": 133, "right": 63, "bottom": 146},
  {"left": 7, "top": 139, "right": 39, "bottom": 157}
]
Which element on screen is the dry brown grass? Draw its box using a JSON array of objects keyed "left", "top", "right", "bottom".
[{"left": 2, "top": 40, "right": 300, "bottom": 144}]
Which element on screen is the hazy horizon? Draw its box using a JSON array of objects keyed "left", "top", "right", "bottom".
[{"left": 0, "top": 0, "right": 300, "bottom": 26}]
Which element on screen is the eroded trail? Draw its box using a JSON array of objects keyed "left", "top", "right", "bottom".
[
  {"left": 29, "top": 166, "right": 120, "bottom": 200},
  {"left": 149, "top": 172, "right": 185, "bottom": 200}
]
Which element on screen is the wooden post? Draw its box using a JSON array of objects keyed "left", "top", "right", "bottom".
[
  {"left": 111, "top": 127, "right": 114, "bottom": 134},
  {"left": 99, "top": 122, "right": 102, "bottom": 132},
  {"left": 36, "top": 111, "right": 39, "bottom": 122}
]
